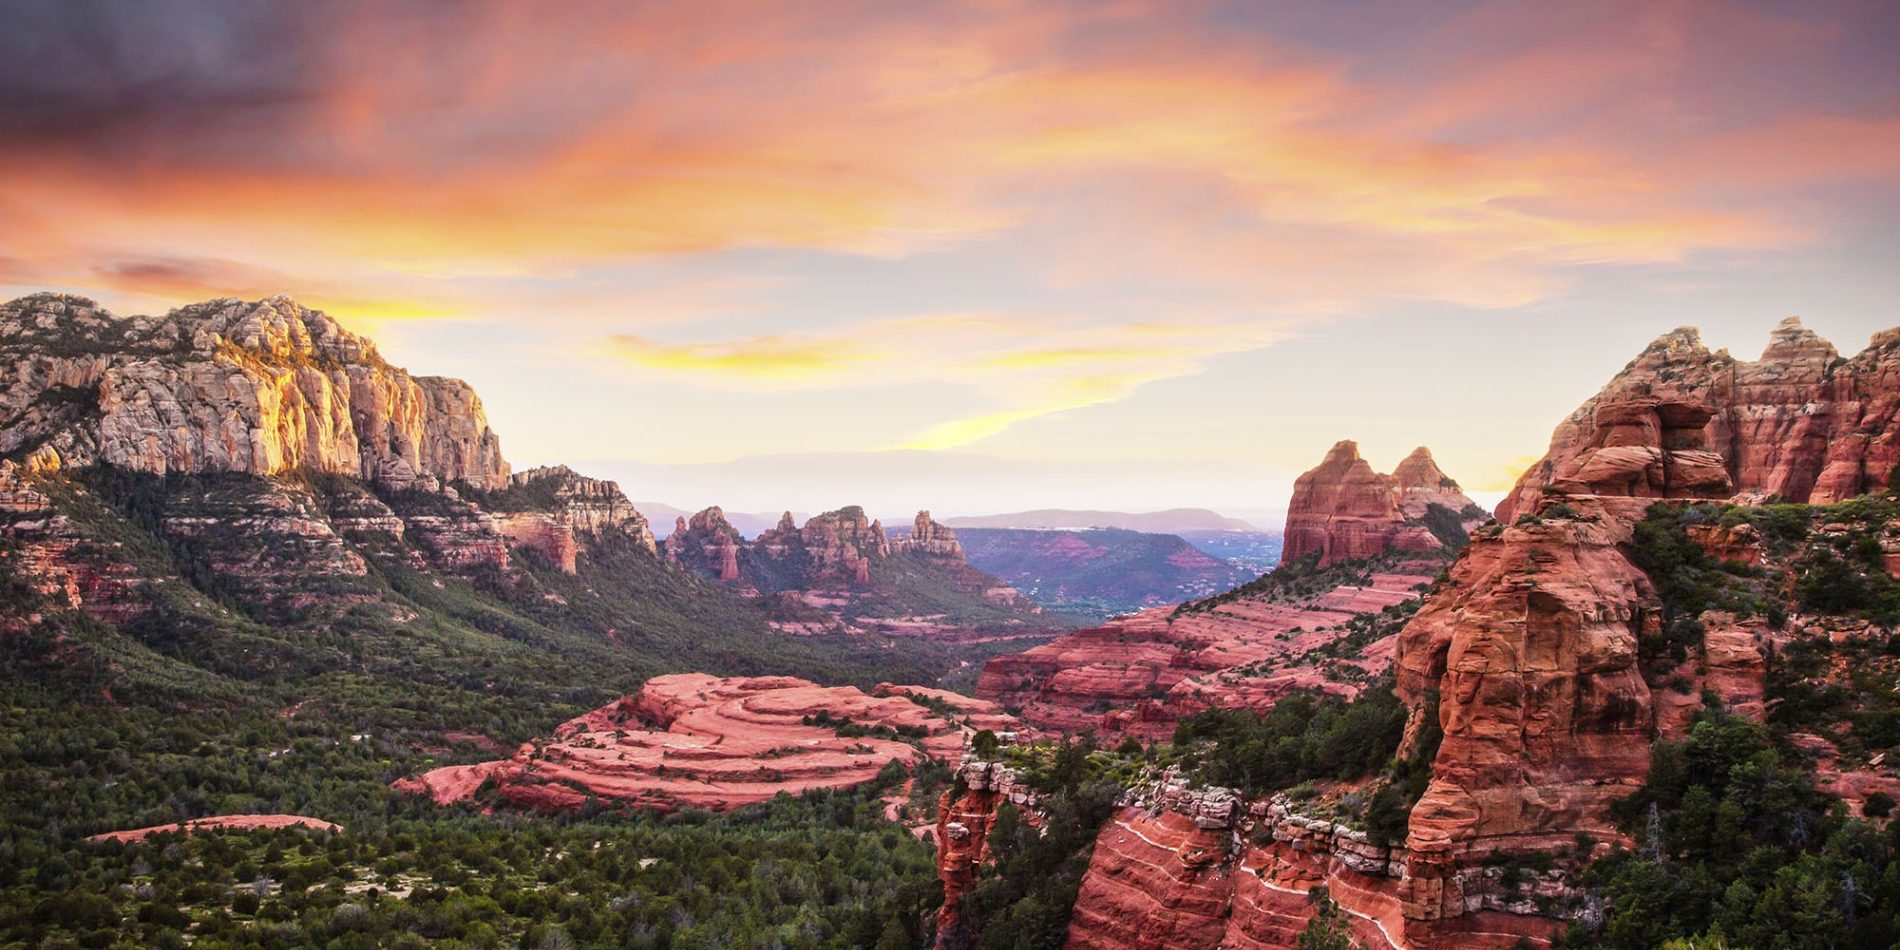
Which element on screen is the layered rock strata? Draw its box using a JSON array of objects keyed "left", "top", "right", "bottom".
[
  {"left": 978, "top": 562, "right": 1438, "bottom": 739},
  {"left": 398, "top": 674, "right": 1021, "bottom": 813},
  {"left": 1498, "top": 317, "right": 1900, "bottom": 520},
  {"left": 0, "top": 293, "right": 507, "bottom": 489},
  {"left": 1282, "top": 443, "right": 1483, "bottom": 568}
]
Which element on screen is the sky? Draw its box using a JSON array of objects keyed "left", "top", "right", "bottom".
[{"left": 3, "top": 0, "right": 1899, "bottom": 524}]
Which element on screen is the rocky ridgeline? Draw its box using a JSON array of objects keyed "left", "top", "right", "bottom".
[
  {"left": 1282, "top": 442, "right": 1486, "bottom": 567},
  {"left": 0, "top": 294, "right": 679, "bottom": 628},
  {"left": 0, "top": 294, "right": 506, "bottom": 490},
  {"left": 1498, "top": 317, "right": 1900, "bottom": 520},
  {"left": 665, "top": 506, "right": 1040, "bottom": 635}
]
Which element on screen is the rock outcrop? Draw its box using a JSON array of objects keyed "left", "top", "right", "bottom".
[
  {"left": 493, "top": 466, "right": 657, "bottom": 572},
  {"left": 0, "top": 294, "right": 508, "bottom": 489},
  {"left": 1281, "top": 443, "right": 1484, "bottom": 568},
  {"left": 1497, "top": 317, "right": 1900, "bottom": 521},
  {"left": 663, "top": 505, "right": 1046, "bottom": 637},
  {"left": 892, "top": 510, "right": 963, "bottom": 558},
  {"left": 977, "top": 560, "right": 1439, "bottom": 740},
  {"left": 665, "top": 507, "right": 746, "bottom": 582},
  {"left": 398, "top": 674, "right": 1021, "bottom": 813},
  {"left": 934, "top": 756, "right": 1040, "bottom": 940},
  {"left": 1385, "top": 324, "right": 1886, "bottom": 941}
]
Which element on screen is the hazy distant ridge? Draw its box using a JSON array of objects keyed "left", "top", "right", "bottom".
[{"left": 943, "top": 508, "right": 1259, "bottom": 533}]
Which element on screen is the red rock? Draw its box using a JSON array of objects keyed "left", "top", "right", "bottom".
[
  {"left": 88, "top": 815, "right": 341, "bottom": 843},
  {"left": 1498, "top": 318, "right": 1900, "bottom": 521},
  {"left": 399, "top": 674, "right": 1021, "bottom": 814},
  {"left": 977, "top": 564, "right": 1439, "bottom": 740},
  {"left": 1282, "top": 442, "right": 1482, "bottom": 568}
]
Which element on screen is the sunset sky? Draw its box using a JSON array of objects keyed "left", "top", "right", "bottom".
[{"left": 4, "top": 0, "right": 1899, "bottom": 521}]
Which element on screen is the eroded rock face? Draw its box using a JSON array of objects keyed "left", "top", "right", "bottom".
[
  {"left": 492, "top": 466, "right": 658, "bottom": 572},
  {"left": 977, "top": 562, "right": 1438, "bottom": 740},
  {"left": 665, "top": 506, "right": 745, "bottom": 582},
  {"left": 893, "top": 510, "right": 963, "bottom": 558},
  {"left": 1497, "top": 318, "right": 1900, "bottom": 521},
  {"left": 397, "top": 674, "right": 1020, "bottom": 813},
  {"left": 0, "top": 294, "right": 508, "bottom": 489},
  {"left": 1282, "top": 443, "right": 1483, "bottom": 568},
  {"left": 934, "top": 756, "right": 1040, "bottom": 941},
  {"left": 1390, "top": 384, "right": 1762, "bottom": 938}
]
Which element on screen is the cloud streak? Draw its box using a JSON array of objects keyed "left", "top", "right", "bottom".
[{"left": 2, "top": 0, "right": 1897, "bottom": 460}]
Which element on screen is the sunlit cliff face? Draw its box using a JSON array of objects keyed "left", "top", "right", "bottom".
[{"left": 3, "top": 0, "right": 1898, "bottom": 513}]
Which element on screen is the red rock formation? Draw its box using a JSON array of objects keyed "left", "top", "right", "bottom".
[
  {"left": 665, "top": 507, "right": 745, "bottom": 582},
  {"left": 893, "top": 510, "right": 964, "bottom": 558},
  {"left": 399, "top": 674, "right": 1021, "bottom": 813},
  {"left": 495, "top": 512, "right": 580, "bottom": 573},
  {"left": 491, "top": 466, "right": 659, "bottom": 572},
  {"left": 977, "top": 562, "right": 1438, "bottom": 740},
  {"left": 509, "top": 465, "right": 658, "bottom": 554},
  {"left": 1282, "top": 442, "right": 1482, "bottom": 568},
  {"left": 934, "top": 757, "right": 1040, "bottom": 941},
  {"left": 1497, "top": 318, "right": 1900, "bottom": 521},
  {"left": 791, "top": 505, "right": 890, "bottom": 586},
  {"left": 0, "top": 458, "right": 152, "bottom": 623},
  {"left": 0, "top": 293, "right": 508, "bottom": 490},
  {"left": 87, "top": 815, "right": 342, "bottom": 843},
  {"left": 1389, "top": 388, "right": 1754, "bottom": 941}
]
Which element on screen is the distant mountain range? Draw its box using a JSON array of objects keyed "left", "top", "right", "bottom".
[
  {"left": 955, "top": 526, "right": 1258, "bottom": 619},
  {"left": 943, "top": 507, "right": 1261, "bottom": 533}
]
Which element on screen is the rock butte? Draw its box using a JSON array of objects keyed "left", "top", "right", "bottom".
[
  {"left": 1283, "top": 443, "right": 1483, "bottom": 568},
  {"left": 397, "top": 674, "right": 1022, "bottom": 813},
  {"left": 87, "top": 815, "right": 342, "bottom": 843},
  {"left": 1497, "top": 317, "right": 1900, "bottom": 521}
]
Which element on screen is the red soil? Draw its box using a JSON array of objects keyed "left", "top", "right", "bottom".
[{"left": 88, "top": 814, "right": 341, "bottom": 843}]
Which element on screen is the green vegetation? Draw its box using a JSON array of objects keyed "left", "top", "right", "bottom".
[
  {"left": 1418, "top": 502, "right": 1488, "bottom": 552},
  {"left": 1563, "top": 707, "right": 1900, "bottom": 949},
  {"left": 940, "top": 739, "right": 1127, "bottom": 950},
  {"left": 1174, "top": 551, "right": 1443, "bottom": 618},
  {"left": 1624, "top": 502, "right": 1784, "bottom": 667},
  {"left": 1168, "top": 679, "right": 1436, "bottom": 846},
  {"left": 0, "top": 465, "right": 1025, "bottom": 947}
]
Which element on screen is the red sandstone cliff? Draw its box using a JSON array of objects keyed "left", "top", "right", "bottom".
[
  {"left": 1386, "top": 319, "right": 1900, "bottom": 943},
  {"left": 1497, "top": 317, "right": 1900, "bottom": 521},
  {"left": 1281, "top": 442, "right": 1484, "bottom": 568}
]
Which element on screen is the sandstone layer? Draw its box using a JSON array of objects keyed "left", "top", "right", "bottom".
[
  {"left": 1, "top": 294, "right": 507, "bottom": 490},
  {"left": 1282, "top": 443, "right": 1484, "bottom": 568},
  {"left": 1498, "top": 317, "right": 1900, "bottom": 520},
  {"left": 87, "top": 815, "right": 342, "bottom": 843},
  {"left": 398, "top": 674, "right": 1020, "bottom": 813},
  {"left": 977, "top": 560, "right": 1439, "bottom": 740}
]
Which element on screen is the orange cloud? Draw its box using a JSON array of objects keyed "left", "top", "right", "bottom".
[{"left": 605, "top": 333, "right": 875, "bottom": 378}]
